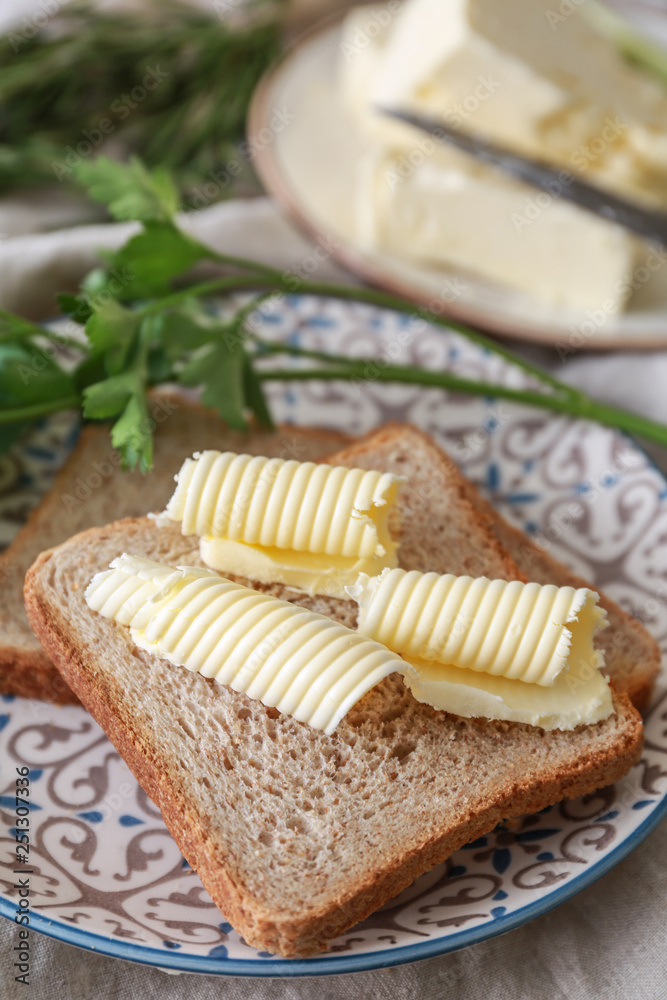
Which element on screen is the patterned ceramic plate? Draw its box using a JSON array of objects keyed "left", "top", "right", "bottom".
[{"left": 0, "top": 294, "right": 666, "bottom": 976}]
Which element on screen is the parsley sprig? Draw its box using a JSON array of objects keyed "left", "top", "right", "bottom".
[{"left": 1, "top": 156, "right": 667, "bottom": 471}]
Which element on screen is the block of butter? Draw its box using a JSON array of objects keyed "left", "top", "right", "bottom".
[
  {"left": 85, "top": 555, "right": 412, "bottom": 736},
  {"left": 341, "top": 0, "right": 667, "bottom": 311},
  {"left": 346, "top": 0, "right": 667, "bottom": 171},
  {"left": 164, "top": 451, "right": 405, "bottom": 599},
  {"left": 355, "top": 145, "right": 644, "bottom": 313},
  {"left": 349, "top": 568, "right": 613, "bottom": 728}
]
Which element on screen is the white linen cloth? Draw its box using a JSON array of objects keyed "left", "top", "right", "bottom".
[{"left": 0, "top": 192, "right": 665, "bottom": 1000}]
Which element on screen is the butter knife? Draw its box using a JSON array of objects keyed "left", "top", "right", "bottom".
[{"left": 379, "top": 106, "right": 667, "bottom": 246}]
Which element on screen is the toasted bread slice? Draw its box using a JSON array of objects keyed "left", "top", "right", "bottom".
[
  {"left": 24, "top": 428, "right": 644, "bottom": 957},
  {"left": 0, "top": 393, "right": 349, "bottom": 704}
]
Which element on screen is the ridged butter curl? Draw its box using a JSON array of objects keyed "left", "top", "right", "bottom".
[
  {"left": 165, "top": 451, "right": 404, "bottom": 559},
  {"left": 351, "top": 568, "right": 608, "bottom": 686},
  {"left": 85, "top": 555, "right": 411, "bottom": 736}
]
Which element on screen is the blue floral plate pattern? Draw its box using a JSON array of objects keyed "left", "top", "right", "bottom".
[{"left": 0, "top": 295, "right": 666, "bottom": 976}]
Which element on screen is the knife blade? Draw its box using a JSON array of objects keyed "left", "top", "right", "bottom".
[{"left": 378, "top": 106, "right": 667, "bottom": 246}]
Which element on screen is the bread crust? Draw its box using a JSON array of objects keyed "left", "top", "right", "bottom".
[
  {"left": 0, "top": 646, "right": 79, "bottom": 704},
  {"left": 24, "top": 507, "right": 644, "bottom": 957}
]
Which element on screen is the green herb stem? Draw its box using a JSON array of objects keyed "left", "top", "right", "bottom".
[
  {"left": 256, "top": 365, "right": 667, "bottom": 447},
  {"left": 205, "top": 253, "right": 288, "bottom": 282},
  {"left": 0, "top": 313, "right": 84, "bottom": 350},
  {"left": 0, "top": 395, "right": 82, "bottom": 424},
  {"left": 6, "top": 152, "right": 667, "bottom": 473},
  {"left": 251, "top": 339, "right": 362, "bottom": 367},
  {"left": 150, "top": 272, "right": 576, "bottom": 397},
  {"left": 140, "top": 270, "right": 667, "bottom": 448}
]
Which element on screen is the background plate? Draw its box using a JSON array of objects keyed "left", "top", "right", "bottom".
[
  {"left": 248, "top": 3, "right": 667, "bottom": 349},
  {"left": 1, "top": 294, "right": 666, "bottom": 975}
]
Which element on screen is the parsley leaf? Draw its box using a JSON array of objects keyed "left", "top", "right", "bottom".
[
  {"left": 84, "top": 301, "right": 140, "bottom": 374},
  {"left": 76, "top": 156, "right": 179, "bottom": 223},
  {"left": 158, "top": 304, "right": 224, "bottom": 361},
  {"left": 82, "top": 371, "right": 137, "bottom": 419},
  {"left": 82, "top": 314, "right": 155, "bottom": 469},
  {"left": 0, "top": 338, "right": 76, "bottom": 454},
  {"left": 0, "top": 341, "right": 75, "bottom": 406},
  {"left": 175, "top": 317, "right": 273, "bottom": 431},
  {"left": 110, "top": 390, "right": 153, "bottom": 473},
  {"left": 109, "top": 222, "right": 213, "bottom": 299},
  {"left": 0, "top": 311, "right": 46, "bottom": 342},
  {"left": 179, "top": 339, "right": 247, "bottom": 430},
  {"left": 243, "top": 355, "right": 274, "bottom": 429},
  {"left": 56, "top": 292, "right": 94, "bottom": 325}
]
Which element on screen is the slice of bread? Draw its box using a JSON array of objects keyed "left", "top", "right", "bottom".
[
  {"left": 0, "top": 393, "right": 349, "bottom": 704},
  {"left": 24, "top": 427, "right": 644, "bottom": 957},
  {"left": 3, "top": 418, "right": 659, "bottom": 710}
]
